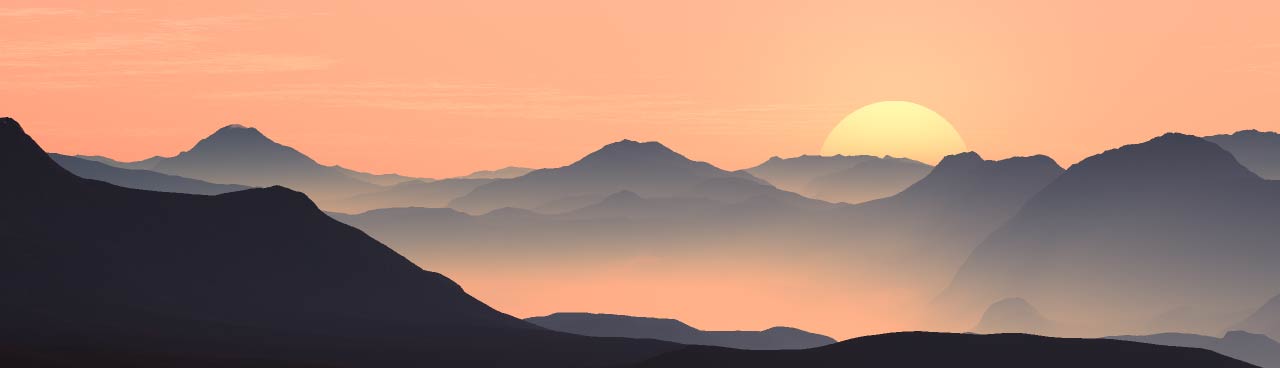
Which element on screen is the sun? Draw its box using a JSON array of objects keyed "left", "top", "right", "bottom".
[{"left": 821, "top": 101, "right": 968, "bottom": 164}]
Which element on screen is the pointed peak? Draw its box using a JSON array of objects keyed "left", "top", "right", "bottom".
[
  {"left": 934, "top": 151, "right": 984, "bottom": 168},
  {"left": 0, "top": 117, "right": 76, "bottom": 181},
  {"left": 572, "top": 139, "right": 689, "bottom": 167}
]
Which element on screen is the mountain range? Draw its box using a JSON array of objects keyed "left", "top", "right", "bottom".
[
  {"left": 744, "top": 154, "right": 932, "bottom": 204},
  {"left": 448, "top": 139, "right": 767, "bottom": 214},
  {"left": 938, "top": 133, "right": 1280, "bottom": 336},
  {"left": 526, "top": 312, "right": 836, "bottom": 350},
  {"left": 1206, "top": 129, "right": 1280, "bottom": 180},
  {"left": 0, "top": 117, "right": 678, "bottom": 367},
  {"left": 49, "top": 153, "right": 250, "bottom": 195}
]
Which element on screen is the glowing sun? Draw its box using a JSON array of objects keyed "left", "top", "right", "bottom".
[{"left": 821, "top": 101, "right": 968, "bottom": 164}]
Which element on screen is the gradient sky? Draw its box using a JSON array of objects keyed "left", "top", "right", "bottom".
[{"left": 4, "top": 0, "right": 1279, "bottom": 178}]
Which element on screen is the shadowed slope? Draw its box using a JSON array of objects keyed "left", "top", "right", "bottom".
[
  {"left": 0, "top": 117, "right": 678, "bottom": 367},
  {"left": 939, "top": 133, "right": 1280, "bottom": 336},
  {"left": 1110, "top": 331, "right": 1280, "bottom": 368},
  {"left": 528, "top": 313, "right": 836, "bottom": 350},
  {"left": 634, "top": 332, "right": 1253, "bottom": 368}
]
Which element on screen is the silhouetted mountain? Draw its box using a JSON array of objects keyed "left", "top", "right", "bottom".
[
  {"left": 329, "top": 178, "right": 496, "bottom": 214},
  {"left": 939, "top": 133, "right": 1280, "bottom": 336},
  {"left": 1206, "top": 129, "right": 1280, "bottom": 179},
  {"left": 330, "top": 165, "right": 427, "bottom": 186},
  {"left": 74, "top": 154, "right": 166, "bottom": 170},
  {"left": 744, "top": 154, "right": 931, "bottom": 203},
  {"left": 123, "top": 125, "right": 382, "bottom": 200},
  {"left": 1110, "top": 331, "right": 1280, "bottom": 368},
  {"left": 744, "top": 154, "right": 880, "bottom": 192},
  {"left": 633, "top": 332, "right": 1253, "bottom": 368},
  {"left": 448, "top": 139, "right": 763, "bottom": 213},
  {"left": 804, "top": 157, "right": 931, "bottom": 204},
  {"left": 337, "top": 150, "right": 1062, "bottom": 338},
  {"left": 527, "top": 313, "right": 835, "bottom": 350},
  {"left": 972, "top": 298, "right": 1057, "bottom": 335},
  {"left": 50, "top": 153, "right": 250, "bottom": 195},
  {"left": 0, "top": 118, "right": 678, "bottom": 367},
  {"left": 459, "top": 166, "right": 534, "bottom": 179},
  {"left": 1238, "top": 294, "right": 1280, "bottom": 340}
]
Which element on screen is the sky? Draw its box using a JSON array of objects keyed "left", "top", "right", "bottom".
[{"left": 3, "top": 0, "right": 1279, "bottom": 178}]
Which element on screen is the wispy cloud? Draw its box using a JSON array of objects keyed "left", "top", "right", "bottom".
[
  {"left": 1, "top": 11, "right": 331, "bottom": 83},
  {"left": 210, "top": 82, "right": 847, "bottom": 133}
]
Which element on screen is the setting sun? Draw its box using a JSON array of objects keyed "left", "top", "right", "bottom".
[{"left": 821, "top": 101, "right": 968, "bottom": 164}]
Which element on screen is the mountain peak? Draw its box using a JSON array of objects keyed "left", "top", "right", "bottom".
[
  {"left": 568, "top": 139, "right": 698, "bottom": 169},
  {"left": 1062, "top": 132, "right": 1259, "bottom": 184},
  {"left": 935, "top": 151, "right": 984, "bottom": 168},
  {"left": 0, "top": 117, "right": 74, "bottom": 181}
]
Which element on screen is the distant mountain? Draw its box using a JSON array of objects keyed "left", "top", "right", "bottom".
[
  {"left": 744, "top": 155, "right": 882, "bottom": 193},
  {"left": 1238, "top": 294, "right": 1280, "bottom": 340},
  {"left": 1109, "top": 331, "right": 1280, "bottom": 368},
  {"left": 633, "top": 332, "right": 1254, "bottom": 368},
  {"left": 448, "top": 139, "right": 764, "bottom": 214},
  {"left": 121, "top": 125, "right": 382, "bottom": 200},
  {"left": 0, "top": 117, "right": 678, "bottom": 367},
  {"left": 329, "top": 178, "right": 496, "bottom": 214},
  {"left": 1206, "top": 129, "right": 1280, "bottom": 179},
  {"left": 744, "top": 154, "right": 931, "bottom": 203},
  {"left": 527, "top": 313, "right": 835, "bottom": 350},
  {"left": 337, "top": 150, "right": 1063, "bottom": 338},
  {"left": 330, "top": 165, "right": 428, "bottom": 186},
  {"left": 972, "top": 298, "right": 1057, "bottom": 335},
  {"left": 804, "top": 157, "right": 931, "bottom": 204},
  {"left": 49, "top": 153, "right": 250, "bottom": 195},
  {"left": 939, "top": 133, "right": 1280, "bottom": 336},
  {"left": 459, "top": 166, "right": 534, "bottom": 179},
  {"left": 74, "top": 154, "right": 165, "bottom": 170}
]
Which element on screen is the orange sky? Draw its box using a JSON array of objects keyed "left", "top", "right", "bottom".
[{"left": 4, "top": 0, "right": 1279, "bottom": 178}]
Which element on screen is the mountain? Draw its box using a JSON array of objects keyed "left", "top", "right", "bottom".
[
  {"left": 335, "top": 151, "right": 1063, "bottom": 338},
  {"left": 938, "top": 133, "right": 1280, "bottom": 336},
  {"left": 329, "top": 178, "right": 496, "bottom": 214},
  {"left": 448, "top": 139, "right": 764, "bottom": 214},
  {"left": 74, "top": 154, "right": 166, "bottom": 170},
  {"left": 330, "top": 165, "right": 428, "bottom": 186},
  {"left": 527, "top": 313, "right": 835, "bottom": 350},
  {"left": 127, "top": 125, "right": 382, "bottom": 200},
  {"left": 0, "top": 117, "right": 678, "bottom": 367},
  {"left": 744, "top": 155, "right": 883, "bottom": 193},
  {"left": 1109, "top": 331, "right": 1280, "bottom": 368},
  {"left": 1206, "top": 129, "right": 1280, "bottom": 179},
  {"left": 972, "top": 298, "right": 1057, "bottom": 335},
  {"left": 803, "top": 157, "right": 932, "bottom": 204},
  {"left": 1238, "top": 294, "right": 1280, "bottom": 340},
  {"left": 459, "top": 166, "right": 534, "bottom": 179},
  {"left": 49, "top": 153, "right": 250, "bottom": 195},
  {"left": 633, "top": 332, "right": 1254, "bottom": 368}
]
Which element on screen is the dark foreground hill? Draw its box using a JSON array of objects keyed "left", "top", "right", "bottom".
[
  {"left": 0, "top": 117, "right": 677, "bottom": 367},
  {"left": 1110, "top": 331, "right": 1280, "bottom": 368},
  {"left": 527, "top": 312, "right": 835, "bottom": 350},
  {"left": 633, "top": 332, "right": 1255, "bottom": 368}
]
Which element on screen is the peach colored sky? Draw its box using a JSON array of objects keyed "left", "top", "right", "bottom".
[{"left": 3, "top": 0, "right": 1279, "bottom": 178}]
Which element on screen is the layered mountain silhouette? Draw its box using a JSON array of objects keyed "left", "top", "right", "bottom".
[
  {"left": 448, "top": 139, "right": 765, "bottom": 214},
  {"left": 460, "top": 166, "right": 534, "bottom": 179},
  {"left": 634, "top": 332, "right": 1254, "bottom": 368},
  {"left": 50, "top": 153, "right": 250, "bottom": 195},
  {"left": 972, "top": 298, "right": 1058, "bottom": 335},
  {"left": 1109, "top": 331, "right": 1280, "bottom": 368},
  {"left": 330, "top": 164, "right": 427, "bottom": 186},
  {"left": 744, "top": 154, "right": 932, "bottom": 203},
  {"left": 526, "top": 313, "right": 835, "bottom": 350},
  {"left": 329, "top": 178, "right": 497, "bottom": 214},
  {"left": 0, "top": 118, "right": 679, "bottom": 367},
  {"left": 938, "top": 133, "right": 1280, "bottom": 335},
  {"left": 1206, "top": 129, "right": 1280, "bottom": 179},
  {"left": 803, "top": 156, "right": 931, "bottom": 204},
  {"left": 1238, "top": 294, "right": 1280, "bottom": 340}
]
